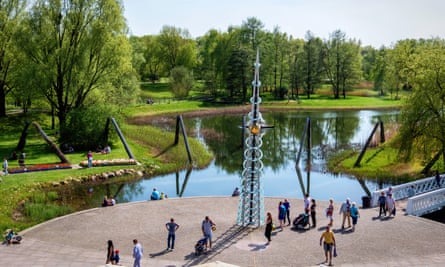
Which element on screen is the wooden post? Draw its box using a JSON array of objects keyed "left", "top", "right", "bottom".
[
  {"left": 110, "top": 118, "right": 135, "bottom": 159},
  {"left": 176, "top": 115, "right": 193, "bottom": 164},
  {"left": 354, "top": 122, "right": 380, "bottom": 167}
]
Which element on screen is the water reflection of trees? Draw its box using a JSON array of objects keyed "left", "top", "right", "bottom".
[{"left": 193, "top": 111, "right": 362, "bottom": 174}]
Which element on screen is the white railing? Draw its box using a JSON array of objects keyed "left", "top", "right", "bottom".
[
  {"left": 371, "top": 175, "right": 444, "bottom": 207},
  {"left": 406, "top": 188, "right": 445, "bottom": 216}
]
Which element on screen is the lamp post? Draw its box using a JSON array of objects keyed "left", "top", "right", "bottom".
[{"left": 237, "top": 50, "right": 265, "bottom": 227}]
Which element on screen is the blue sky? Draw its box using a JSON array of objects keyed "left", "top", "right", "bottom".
[{"left": 122, "top": 0, "right": 445, "bottom": 48}]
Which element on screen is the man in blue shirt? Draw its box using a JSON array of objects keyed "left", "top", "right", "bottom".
[
  {"left": 165, "top": 218, "right": 180, "bottom": 251},
  {"left": 150, "top": 188, "right": 160, "bottom": 200}
]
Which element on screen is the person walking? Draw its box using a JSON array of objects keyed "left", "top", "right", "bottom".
[
  {"left": 165, "top": 217, "right": 180, "bottom": 251},
  {"left": 264, "top": 212, "right": 273, "bottom": 244},
  {"left": 339, "top": 198, "right": 351, "bottom": 229},
  {"left": 132, "top": 239, "right": 143, "bottom": 267},
  {"left": 350, "top": 202, "right": 360, "bottom": 232},
  {"left": 87, "top": 151, "right": 93, "bottom": 168},
  {"left": 386, "top": 193, "right": 396, "bottom": 217},
  {"left": 278, "top": 201, "right": 286, "bottom": 230},
  {"left": 320, "top": 225, "right": 336, "bottom": 266},
  {"left": 2, "top": 157, "right": 8, "bottom": 174},
  {"left": 378, "top": 191, "right": 386, "bottom": 217},
  {"left": 283, "top": 199, "right": 291, "bottom": 226},
  {"left": 310, "top": 198, "right": 317, "bottom": 228},
  {"left": 201, "top": 216, "right": 216, "bottom": 251},
  {"left": 106, "top": 240, "right": 115, "bottom": 265},
  {"left": 326, "top": 199, "right": 334, "bottom": 226}
]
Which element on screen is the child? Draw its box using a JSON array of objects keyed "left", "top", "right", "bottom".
[{"left": 113, "top": 249, "right": 120, "bottom": 265}]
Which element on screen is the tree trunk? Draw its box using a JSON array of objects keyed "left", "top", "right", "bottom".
[{"left": 0, "top": 81, "right": 6, "bottom": 117}]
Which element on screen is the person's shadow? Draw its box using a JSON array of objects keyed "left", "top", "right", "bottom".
[{"left": 149, "top": 249, "right": 169, "bottom": 258}]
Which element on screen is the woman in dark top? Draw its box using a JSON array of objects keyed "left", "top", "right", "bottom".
[
  {"left": 310, "top": 198, "right": 317, "bottom": 228},
  {"left": 265, "top": 212, "right": 273, "bottom": 244},
  {"left": 106, "top": 240, "right": 115, "bottom": 264}
]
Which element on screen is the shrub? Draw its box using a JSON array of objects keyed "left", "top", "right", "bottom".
[{"left": 59, "top": 105, "right": 120, "bottom": 150}]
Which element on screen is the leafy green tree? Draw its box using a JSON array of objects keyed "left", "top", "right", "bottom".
[
  {"left": 139, "top": 35, "right": 164, "bottom": 82},
  {"left": 158, "top": 25, "right": 197, "bottom": 74},
  {"left": 302, "top": 31, "right": 324, "bottom": 99},
  {"left": 225, "top": 48, "right": 249, "bottom": 101},
  {"left": 397, "top": 39, "right": 445, "bottom": 165},
  {"left": 271, "top": 26, "right": 290, "bottom": 98},
  {"left": 196, "top": 29, "right": 222, "bottom": 96},
  {"left": 129, "top": 36, "right": 146, "bottom": 80},
  {"left": 170, "top": 66, "right": 193, "bottom": 98},
  {"left": 361, "top": 45, "right": 377, "bottom": 81},
  {"left": 288, "top": 37, "right": 305, "bottom": 99},
  {"left": 15, "top": 0, "right": 136, "bottom": 137},
  {"left": 60, "top": 105, "right": 119, "bottom": 150},
  {"left": 0, "top": 0, "right": 26, "bottom": 117},
  {"left": 240, "top": 17, "right": 264, "bottom": 51},
  {"left": 323, "top": 30, "right": 362, "bottom": 99},
  {"left": 385, "top": 39, "right": 418, "bottom": 99},
  {"left": 371, "top": 47, "right": 388, "bottom": 95}
]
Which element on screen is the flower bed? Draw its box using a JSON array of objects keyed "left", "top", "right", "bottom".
[
  {"left": 79, "top": 159, "right": 137, "bottom": 167},
  {"left": 8, "top": 163, "right": 72, "bottom": 174}
]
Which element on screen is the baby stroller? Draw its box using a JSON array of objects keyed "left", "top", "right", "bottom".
[
  {"left": 293, "top": 213, "right": 310, "bottom": 230},
  {"left": 3, "top": 229, "right": 22, "bottom": 245},
  {"left": 194, "top": 237, "right": 207, "bottom": 256}
]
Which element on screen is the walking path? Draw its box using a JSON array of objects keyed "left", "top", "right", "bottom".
[{"left": 1, "top": 197, "right": 445, "bottom": 267}]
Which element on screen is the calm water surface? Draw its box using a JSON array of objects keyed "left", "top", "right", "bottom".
[{"left": 67, "top": 110, "right": 400, "bottom": 208}]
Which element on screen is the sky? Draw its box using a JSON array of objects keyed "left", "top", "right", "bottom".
[{"left": 122, "top": 0, "right": 445, "bottom": 48}]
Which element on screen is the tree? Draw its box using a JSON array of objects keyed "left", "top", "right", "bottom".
[
  {"left": 170, "top": 66, "right": 193, "bottom": 98},
  {"left": 302, "top": 31, "right": 324, "bottom": 99},
  {"left": 15, "top": 0, "right": 136, "bottom": 136},
  {"left": 271, "top": 26, "right": 290, "bottom": 98},
  {"left": 288, "top": 37, "right": 305, "bottom": 99},
  {"left": 0, "top": 0, "right": 26, "bottom": 117},
  {"left": 323, "top": 30, "right": 362, "bottom": 99},
  {"left": 158, "top": 25, "right": 197, "bottom": 74},
  {"left": 397, "top": 39, "right": 445, "bottom": 165},
  {"left": 385, "top": 39, "right": 418, "bottom": 99},
  {"left": 196, "top": 29, "right": 222, "bottom": 96},
  {"left": 225, "top": 48, "right": 249, "bottom": 101},
  {"left": 371, "top": 47, "right": 388, "bottom": 96}
]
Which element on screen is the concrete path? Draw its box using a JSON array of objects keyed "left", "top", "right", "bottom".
[{"left": 1, "top": 197, "right": 445, "bottom": 267}]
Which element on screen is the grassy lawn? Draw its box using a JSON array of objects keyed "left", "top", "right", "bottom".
[{"left": 0, "top": 111, "right": 212, "bottom": 231}]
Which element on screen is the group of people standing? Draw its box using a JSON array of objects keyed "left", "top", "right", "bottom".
[
  {"left": 377, "top": 187, "right": 396, "bottom": 217},
  {"left": 265, "top": 195, "right": 362, "bottom": 266}
]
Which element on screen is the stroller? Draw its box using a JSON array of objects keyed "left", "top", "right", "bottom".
[
  {"left": 3, "top": 229, "right": 22, "bottom": 245},
  {"left": 194, "top": 237, "right": 207, "bottom": 256},
  {"left": 293, "top": 213, "right": 310, "bottom": 230}
]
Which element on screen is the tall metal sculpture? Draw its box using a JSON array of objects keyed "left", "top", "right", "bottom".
[{"left": 237, "top": 51, "right": 265, "bottom": 227}]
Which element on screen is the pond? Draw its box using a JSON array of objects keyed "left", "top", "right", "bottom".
[{"left": 62, "top": 109, "right": 400, "bottom": 209}]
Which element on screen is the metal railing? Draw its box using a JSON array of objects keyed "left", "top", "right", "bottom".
[
  {"left": 371, "top": 175, "right": 443, "bottom": 207},
  {"left": 406, "top": 188, "right": 445, "bottom": 216}
]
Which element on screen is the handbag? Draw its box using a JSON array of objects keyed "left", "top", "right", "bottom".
[
  {"left": 333, "top": 246, "right": 338, "bottom": 257},
  {"left": 211, "top": 225, "right": 216, "bottom": 232}
]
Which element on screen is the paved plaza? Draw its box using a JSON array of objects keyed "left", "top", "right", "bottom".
[{"left": 1, "top": 197, "right": 445, "bottom": 267}]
